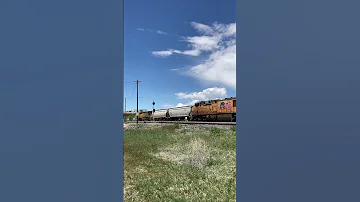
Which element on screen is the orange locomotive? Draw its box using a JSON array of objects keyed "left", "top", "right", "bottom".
[
  {"left": 138, "top": 110, "right": 152, "bottom": 121},
  {"left": 190, "top": 97, "right": 236, "bottom": 122}
]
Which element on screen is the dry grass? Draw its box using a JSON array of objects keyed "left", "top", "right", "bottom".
[{"left": 154, "top": 137, "right": 210, "bottom": 170}]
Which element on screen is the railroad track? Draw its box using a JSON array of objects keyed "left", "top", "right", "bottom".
[{"left": 125, "top": 120, "right": 236, "bottom": 125}]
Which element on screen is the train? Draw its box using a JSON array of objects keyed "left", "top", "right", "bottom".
[
  {"left": 138, "top": 97, "right": 236, "bottom": 122},
  {"left": 138, "top": 110, "right": 152, "bottom": 121}
]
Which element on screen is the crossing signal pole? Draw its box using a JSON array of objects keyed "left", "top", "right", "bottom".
[
  {"left": 134, "top": 80, "right": 141, "bottom": 124},
  {"left": 152, "top": 100, "right": 155, "bottom": 121}
]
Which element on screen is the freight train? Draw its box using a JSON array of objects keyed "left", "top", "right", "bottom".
[
  {"left": 138, "top": 97, "right": 236, "bottom": 122},
  {"left": 138, "top": 110, "right": 153, "bottom": 121}
]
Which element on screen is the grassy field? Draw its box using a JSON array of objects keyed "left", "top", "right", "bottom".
[{"left": 124, "top": 124, "right": 236, "bottom": 202}]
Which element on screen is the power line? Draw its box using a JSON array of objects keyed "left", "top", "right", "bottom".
[
  {"left": 129, "top": 84, "right": 136, "bottom": 100},
  {"left": 124, "top": 80, "right": 137, "bottom": 99}
]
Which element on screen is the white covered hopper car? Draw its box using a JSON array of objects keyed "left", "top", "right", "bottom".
[
  {"left": 167, "top": 106, "right": 192, "bottom": 121},
  {"left": 153, "top": 109, "right": 168, "bottom": 121}
]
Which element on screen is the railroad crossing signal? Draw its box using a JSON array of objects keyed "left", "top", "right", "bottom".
[{"left": 152, "top": 101, "right": 155, "bottom": 121}]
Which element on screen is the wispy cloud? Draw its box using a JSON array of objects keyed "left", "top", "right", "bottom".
[
  {"left": 156, "top": 30, "right": 168, "bottom": 35},
  {"left": 152, "top": 21, "right": 236, "bottom": 89},
  {"left": 136, "top": 28, "right": 169, "bottom": 35},
  {"left": 151, "top": 48, "right": 201, "bottom": 57},
  {"left": 170, "top": 67, "right": 187, "bottom": 71},
  {"left": 151, "top": 50, "right": 174, "bottom": 57}
]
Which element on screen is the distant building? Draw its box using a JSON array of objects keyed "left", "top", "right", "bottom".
[
  {"left": 125, "top": 109, "right": 148, "bottom": 113},
  {"left": 125, "top": 110, "right": 136, "bottom": 113}
]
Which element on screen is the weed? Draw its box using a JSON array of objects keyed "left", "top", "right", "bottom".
[
  {"left": 206, "top": 156, "right": 217, "bottom": 167},
  {"left": 210, "top": 127, "right": 221, "bottom": 134}
]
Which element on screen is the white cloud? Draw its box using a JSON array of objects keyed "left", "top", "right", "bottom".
[
  {"left": 137, "top": 28, "right": 170, "bottom": 36},
  {"left": 212, "top": 22, "right": 236, "bottom": 37},
  {"left": 186, "top": 100, "right": 200, "bottom": 106},
  {"left": 170, "top": 67, "right": 189, "bottom": 72},
  {"left": 162, "top": 103, "right": 188, "bottom": 108},
  {"left": 152, "top": 49, "right": 197, "bottom": 57},
  {"left": 151, "top": 50, "right": 173, "bottom": 57},
  {"left": 183, "top": 22, "right": 236, "bottom": 89},
  {"left": 179, "top": 21, "right": 236, "bottom": 56},
  {"left": 187, "top": 41, "right": 236, "bottom": 88},
  {"left": 176, "top": 87, "right": 227, "bottom": 101},
  {"left": 173, "top": 87, "right": 227, "bottom": 107},
  {"left": 176, "top": 103, "right": 185, "bottom": 107},
  {"left": 175, "top": 101, "right": 198, "bottom": 107},
  {"left": 151, "top": 21, "right": 236, "bottom": 89},
  {"left": 163, "top": 103, "right": 188, "bottom": 108},
  {"left": 181, "top": 49, "right": 201, "bottom": 56},
  {"left": 164, "top": 100, "right": 199, "bottom": 108},
  {"left": 190, "top": 22, "right": 215, "bottom": 35},
  {"left": 160, "top": 87, "right": 227, "bottom": 109},
  {"left": 169, "top": 49, "right": 182, "bottom": 54},
  {"left": 185, "top": 35, "right": 220, "bottom": 52},
  {"left": 156, "top": 30, "right": 168, "bottom": 35}
]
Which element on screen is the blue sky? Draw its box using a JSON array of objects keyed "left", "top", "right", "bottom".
[{"left": 124, "top": 0, "right": 236, "bottom": 111}]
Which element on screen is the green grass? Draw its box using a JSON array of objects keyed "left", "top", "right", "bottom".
[{"left": 124, "top": 125, "right": 236, "bottom": 202}]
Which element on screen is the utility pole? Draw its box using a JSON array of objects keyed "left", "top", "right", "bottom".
[{"left": 134, "top": 80, "right": 141, "bottom": 124}]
